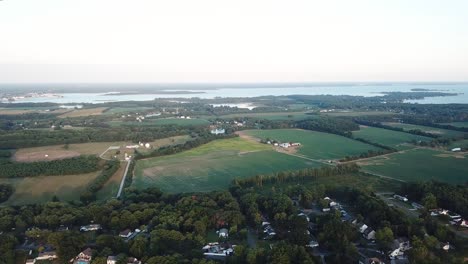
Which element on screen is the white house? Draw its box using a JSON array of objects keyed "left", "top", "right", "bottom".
[
  {"left": 451, "top": 147, "right": 461, "bottom": 152},
  {"left": 80, "top": 224, "right": 102, "bottom": 232},
  {"left": 359, "top": 224, "right": 369, "bottom": 233},
  {"left": 279, "top": 143, "right": 291, "bottom": 148},
  {"left": 36, "top": 251, "right": 58, "bottom": 260},
  {"left": 364, "top": 229, "right": 376, "bottom": 240},
  {"left": 218, "top": 228, "right": 229, "bottom": 238},
  {"left": 107, "top": 256, "right": 117, "bottom": 264},
  {"left": 210, "top": 128, "right": 225, "bottom": 135}
]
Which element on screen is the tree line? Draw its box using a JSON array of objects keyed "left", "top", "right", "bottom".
[{"left": 80, "top": 160, "right": 121, "bottom": 204}]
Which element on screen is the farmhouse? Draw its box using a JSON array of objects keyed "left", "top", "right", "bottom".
[{"left": 210, "top": 128, "right": 225, "bottom": 135}]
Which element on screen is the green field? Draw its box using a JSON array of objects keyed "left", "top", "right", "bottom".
[
  {"left": 134, "top": 137, "right": 324, "bottom": 193},
  {"left": 352, "top": 126, "right": 432, "bottom": 150},
  {"left": 323, "top": 111, "right": 395, "bottom": 117},
  {"left": 439, "top": 122, "right": 468, "bottom": 128},
  {"left": 245, "top": 129, "right": 381, "bottom": 160},
  {"left": 0, "top": 171, "right": 101, "bottom": 205},
  {"left": 218, "top": 112, "right": 315, "bottom": 121},
  {"left": 383, "top": 122, "right": 466, "bottom": 137},
  {"left": 109, "top": 118, "right": 210, "bottom": 127},
  {"left": 361, "top": 148, "right": 468, "bottom": 184}
]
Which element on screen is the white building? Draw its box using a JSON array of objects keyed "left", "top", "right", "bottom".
[
  {"left": 451, "top": 147, "right": 461, "bottom": 152},
  {"left": 210, "top": 128, "right": 225, "bottom": 135}
]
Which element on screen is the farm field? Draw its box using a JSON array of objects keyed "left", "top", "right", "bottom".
[
  {"left": 58, "top": 107, "right": 108, "bottom": 118},
  {"left": 0, "top": 171, "right": 101, "bottom": 205},
  {"left": 352, "top": 126, "right": 432, "bottom": 150},
  {"left": 245, "top": 129, "right": 381, "bottom": 160},
  {"left": 108, "top": 118, "right": 210, "bottom": 127},
  {"left": 323, "top": 111, "right": 395, "bottom": 117},
  {"left": 383, "top": 122, "right": 466, "bottom": 137},
  {"left": 104, "top": 107, "right": 154, "bottom": 114},
  {"left": 360, "top": 148, "right": 468, "bottom": 184},
  {"left": 439, "top": 122, "right": 468, "bottom": 128},
  {"left": 133, "top": 137, "right": 324, "bottom": 193},
  {"left": 218, "top": 111, "right": 314, "bottom": 121},
  {"left": 13, "top": 141, "right": 126, "bottom": 162}
]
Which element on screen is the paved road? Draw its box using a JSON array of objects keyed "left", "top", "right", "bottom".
[{"left": 116, "top": 160, "right": 132, "bottom": 198}]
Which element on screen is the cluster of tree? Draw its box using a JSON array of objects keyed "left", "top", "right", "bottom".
[
  {"left": 412, "top": 137, "right": 463, "bottom": 148},
  {"left": 0, "top": 126, "right": 191, "bottom": 148},
  {"left": 354, "top": 120, "right": 439, "bottom": 138},
  {"left": 400, "top": 181, "right": 468, "bottom": 218},
  {"left": 134, "top": 133, "right": 236, "bottom": 160},
  {"left": 296, "top": 117, "right": 359, "bottom": 137},
  {"left": 233, "top": 163, "right": 360, "bottom": 188},
  {"left": 0, "top": 184, "right": 14, "bottom": 203},
  {"left": 339, "top": 149, "right": 396, "bottom": 162},
  {"left": 0, "top": 155, "right": 99, "bottom": 178},
  {"left": 0, "top": 189, "right": 247, "bottom": 263},
  {"left": 80, "top": 160, "right": 121, "bottom": 204}
]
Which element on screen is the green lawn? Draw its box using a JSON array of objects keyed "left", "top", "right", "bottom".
[
  {"left": 383, "top": 122, "right": 466, "bottom": 137},
  {"left": 133, "top": 137, "right": 324, "bottom": 193},
  {"left": 352, "top": 126, "right": 432, "bottom": 150},
  {"left": 245, "top": 129, "right": 381, "bottom": 160},
  {"left": 361, "top": 148, "right": 468, "bottom": 184}
]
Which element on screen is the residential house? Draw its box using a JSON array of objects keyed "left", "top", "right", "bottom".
[
  {"left": 364, "top": 228, "right": 376, "bottom": 240},
  {"left": 36, "top": 251, "right": 58, "bottom": 260},
  {"left": 80, "top": 224, "right": 101, "bottom": 232},
  {"left": 119, "top": 229, "right": 133, "bottom": 238},
  {"left": 202, "top": 242, "right": 235, "bottom": 257},
  {"left": 127, "top": 257, "right": 142, "bottom": 264},
  {"left": 210, "top": 128, "right": 225, "bottom": 135},
  {"left": 366, "top": 257, "right": 385, "bottom": 264},
  {"left": 393, "top": 195, "right": 408, "bottom": 202},
  {"left": 389, "top": 238, "right": 411, "bottom": 260},
  {"left": 279, "top": 143, "right": 291, "bottom": 148},
  {"left": 218, "top": 228, "right": 229, "bottom": 238},
  {"left": 73, "top": 248, "right": 93, "bottom": 264},
  {"left": 107, "top": 256, "right": 117, "bottom": 264}
]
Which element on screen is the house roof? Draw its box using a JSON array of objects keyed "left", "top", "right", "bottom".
[
  {"left": 107, "top": 256, "right": 117, "bottom": 261},
  {"left": 81, "top": 248, "right": 92, "bottom": 256},
  {"left": 219, "top": 228, "right": 228, "bottom": 233},
  {"left": 120, "top": 229, "right": 132, "bottom": 235},
  {"left": 38, "top": 251, "right": 57, "bottom": 256}
]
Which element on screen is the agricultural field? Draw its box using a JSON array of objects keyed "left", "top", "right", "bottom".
[
  {"left": 360, "top": 148, "right": 468, "bottom": 184},
  {"left": 439, "top": 121, "right": 468, "bottom": 128},
  {"left": 108, "top": 118, "right": 210, "bottom": 127},
  {"left": 352, "top": 126, "right": 432, "bottom": 150},
  {"left": 383, "top": 122, "right": 466, "bottom": 137},
  {"left": 323, "top": 111, "right": 395, "bottom": 117},
  {"left": 104, "top": 106, "right": 154, "bottom": 114},
  {"left": 0, "top": 171, "right": 101, "bottom": 205},
  {"left": 218, "top": 111, "right": 314, "bottom": 121},
  {"left": 245, "top": 129, "right": 381, "bottom": 160},
  {"left": 58, "top": 107, "right": 108, "bottom": 118},
  {"left": 13, "top": 141, "right": 125, "bottom": 162},
  {"left": 133, "top": 137, "right": 324, "bottom": 193}
]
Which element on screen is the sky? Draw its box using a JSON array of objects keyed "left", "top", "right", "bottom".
[{"left": 1, "top": 0, "right": 468, "bottom": 83}]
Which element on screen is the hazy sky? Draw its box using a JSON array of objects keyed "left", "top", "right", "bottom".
[{"left": 1, "top": 0, "right": 468, "bottom": 83}]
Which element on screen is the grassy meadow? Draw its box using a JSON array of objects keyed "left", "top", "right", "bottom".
[
  {"left": 245, "top": 129, "right": 381, "bottom": 160},
  {"left": 352, "top": 126, "right": 432, "bottom": 150},
  {"left": 360, "top": 148, "right": 468, "bottom": 184},
  {"left": 0, "top": 171, "right": 101, "bottom": 205},
  {"left": 218, "top": 112, "right": 314, "bottom": 121},
  {"left": 133, "top": 137, "right": 324, "bottom": 193}
]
